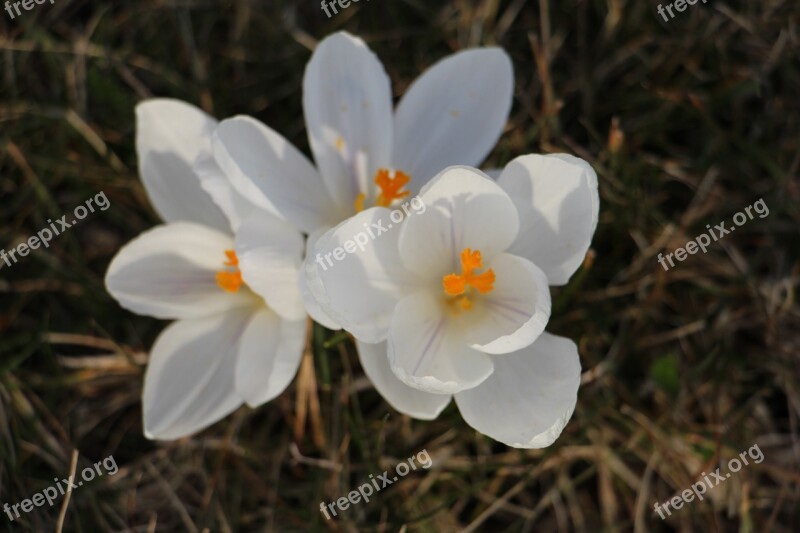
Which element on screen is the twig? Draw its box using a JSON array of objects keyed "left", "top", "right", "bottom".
[{"left": 55, "top": 449, "right": 79, "bottom": 533}]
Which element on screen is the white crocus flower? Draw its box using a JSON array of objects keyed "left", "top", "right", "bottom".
[
  {"left": 105, "top": 99, "right": 307, "bottom": 440},
  {"left": 304, "top": 155, "right": 599, "bottom": 448},
  {"left": 206, "top": 31, "right": 514, "bottom": 328}
]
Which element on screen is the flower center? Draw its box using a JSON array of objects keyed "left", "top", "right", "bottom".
[
  {"left": 354, "top": 168, "right": 411, "bottom": 212},
  {"left": 442, "top": 248, "right": 496, "bottom": 310},
  {"left": 215, "top": 249, "right": 243, "bottom": 293}
]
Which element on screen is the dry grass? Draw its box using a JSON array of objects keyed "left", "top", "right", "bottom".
[{"left": 1, "top": 0, "right": 799, "bottom": 531}]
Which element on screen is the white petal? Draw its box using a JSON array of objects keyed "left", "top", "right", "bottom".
[
  {"left": 305, "top": 208, "right": 422, "bottom": 343},
  {"left": 235, "top": 308, "right": 306, "bottom": 407},
  {"left": 393, "top": 49, "right": 513, "bottom": 189},
  {"left": 135, "top": 99, "right": 229, "bottom": 232},
  {"left": 303, "top": 32, "right": 393, "bottom": 214},
  {"left": 398, "top": 166, "right": 519, "bottom": 278},
  {"left": 356, "top": 340, "right": 451, "bottom": 420},
  {"left": 105, "top": 222, "right": 256, "bottom": 320},
  {"left": 236, "top": 211, "right": 306, "bottom": 320},
  {"left": 213, "top": 116, "right": 339, "bottom": 234},
  {"left": 196, "top": 152, "right": 258, "bottom": 232},
  {"left": 498, "top": 154, "right": 599, "bottom": 286},
  {"left": 300, "top": 229, "right": 342, "bottom": 330},
  {"left": 462, "top": 254, "right": 551, "bottom": 355},
  {"left": 388, "top": 292, "right": 494, "bottom": 394},
  {"left": 454, "top": 333, "right": 581, "bottom": 448},
  {"left": 142, "top": 310, "right": 254, "bottom": 440}
]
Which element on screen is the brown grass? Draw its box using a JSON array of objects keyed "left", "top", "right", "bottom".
[{"left": 1, "top": 0, "right": 799, "bottom": 531}]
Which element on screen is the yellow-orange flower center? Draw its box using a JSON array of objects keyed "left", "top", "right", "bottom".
[
  {"left": 442, "top": 248, "right": 496, "bottom": 310},
  {"left": 216, "top": 249, "right": 243, "bottom": 293},
  {"left": 354, "top": 168, "right": 411, "bottom": 212}
]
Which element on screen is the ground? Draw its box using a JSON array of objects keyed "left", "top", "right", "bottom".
[{"left": 0, "top": 0, "right": 798, "bottom": 531}]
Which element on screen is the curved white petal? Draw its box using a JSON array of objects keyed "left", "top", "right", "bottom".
[
  {"left": 393, "top": 48, "right": 513, "bottom": 189},
  {"left": 300, "top": 228, "right": 341, "bottom": 330},
  {"left": 143, "top": 309, "right": 255, "bottom": 440},
  {"left": 462, "top": 254, "right": 551, "bottom": 355},
  {"left": 498, "top": 154, "right": 599, "bottom": 286},
  {"left": 356, "top": 340, "right": 451, "bottom": 420},
  {"left": 305, "top": 208, "right": 422, "bottom": 343},
  {"left": 235, "top": 308, "right": 306, "bottom": 407},
  {"left": 303, "top": 32, "right": 393, "bottom": 214},
  {"left": 454, "top": 332, "right": 581, "bottom": 448},
  {"left": 388, "top": 292, "right": 494, "bottom": 394},
  {"left": 135, "top": 99, "right": 229, "bottom": 232},
  {"left": 213, "top": 116, "right": 339, "bottom": 234},
  {"left": 105, "top": 222, "right": 256, "bottom": 320},
  {"left": 398, "top": 166, "right": 519, "bottom": 278},
  {"left": 299, "top": 269, "right": 341, "bottom": 330},
  {"left": 196, "top": 152, "right": 258, "bottom": 233},
  {"left": 236, "top": 211, "right": 306, "bottom": 320}
]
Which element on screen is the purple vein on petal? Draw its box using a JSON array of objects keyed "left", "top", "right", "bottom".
[
  {"left": 485, "top": 299, "right": 531, "bottom": 319},
  {"left": 412, "top": 317, "right": 445, "bottom": 376}
]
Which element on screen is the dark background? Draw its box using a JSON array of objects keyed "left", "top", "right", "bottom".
[{"left": 1, "top": 0, "right": 798, "bottom": 531}]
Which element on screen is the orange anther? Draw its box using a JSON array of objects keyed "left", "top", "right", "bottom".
[
  {"left": 216, "top": 250, "right": 243, "bottom": 293},
  {"left": 442, "top": 248, "right": 496, "bottom": 309},
  {"left": 355, "top": 168, "right": 412, "bottom": 212},
  {"left": 223, "top": 249, "right": 238, "bottom": 267},
  {"left": 469, "top": 270, "right": 496, "bottom": 294},
  {"left": 443, "top": 274, "right": 467, "bottom": 295},
  {"left": 354, "top": 192, "right": 366, "bottom": 213},
  {"left": 374, "top": 169, "right": 411, "bottom": 207}
]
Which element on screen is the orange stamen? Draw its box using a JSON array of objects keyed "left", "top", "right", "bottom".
[
  {"left": 355, "top": 168, "right": 411, "bottom": 212},
  {"left": 354, "top": 192, "right": 366, "bottom": 213},
  {"left": 216, "top": 249, "right": 243, "bottom": 293},
  {"left": 374, "top": 169, "right": 411, "bottom": 207},
  {"left": 223, "top": 249, "right": 238, "bottom": 267},
  {"left": 469, "top": 270, "right": 496, "bottom": 294},
  {"left": 460, "top": 249, "right": 483, "bottom": 276},
  {"left": 442, "top": 274, "right": 467, "bottom": 295},
  {"left": 216, "top": 270, "right": 243, "bottom": 293},
  {"left": 442, "top": 248, "right": 496, "bottom": 309}
]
